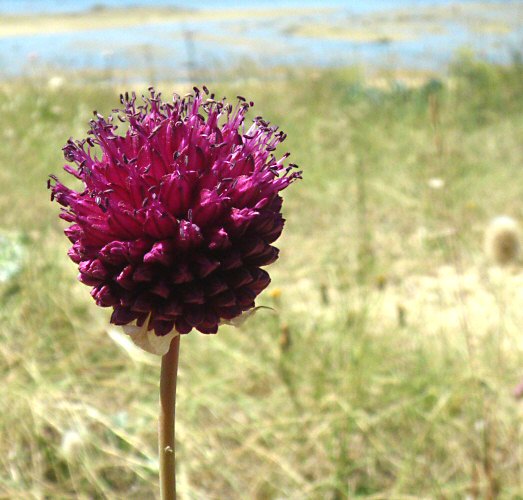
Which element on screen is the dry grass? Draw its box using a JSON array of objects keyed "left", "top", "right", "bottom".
[{"left": 1, "top": 58, "right": 523, "bottom": 498}]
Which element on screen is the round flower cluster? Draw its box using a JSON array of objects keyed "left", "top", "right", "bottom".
[{"left": 50, "top": 87, "right": 300, "bottom": 335}]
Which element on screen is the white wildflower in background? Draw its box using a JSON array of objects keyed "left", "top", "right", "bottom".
[
  {"left": 60, "top": 430, "right": 85, "bottom": 461},
  {"left": 47, "top": 76, "right": 65, "bottom": 91},
  {"left": 427, "top": 177, "right": 445, "bottom": 189}
]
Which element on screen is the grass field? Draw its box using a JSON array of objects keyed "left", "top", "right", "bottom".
[{"left": 1, "top": 57, "right": 523, "bottom": 498}]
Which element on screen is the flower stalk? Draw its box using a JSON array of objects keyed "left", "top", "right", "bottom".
[
  {"left": 159, "top": 335, "right": 180, "bottom": 500},
  {"left": 49, "top": 87, "right": 301, "bottom": 498}
]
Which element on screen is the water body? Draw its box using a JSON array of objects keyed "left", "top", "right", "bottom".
[
  {"left": 0, "top": 0, "right": 516, "bottom": 14},
  {"left": 0, "top": 0, "right": 521, "bottom": 80}
]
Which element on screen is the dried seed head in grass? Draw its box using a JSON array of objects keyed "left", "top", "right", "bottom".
[{"left": 484, "top": 215, "right": 521, "bottom": 265}]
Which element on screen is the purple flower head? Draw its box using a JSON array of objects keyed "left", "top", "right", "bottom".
[{"left": 49, "top": 87, "right": 301, "bottom": 336}]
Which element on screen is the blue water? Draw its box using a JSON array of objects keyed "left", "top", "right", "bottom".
[
  {"left": 0, "top": 0, "right": 512, "bottom": 15},
  {"left": 0, "top": 0, "right": 521, "bottom": 80}
]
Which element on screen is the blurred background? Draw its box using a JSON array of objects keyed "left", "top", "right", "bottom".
[
  {"left": 1, "top": 1, "right": 523, "bottom": 498},
  {"left": 2, "top": 1, "right": 522, "bottom": 82}
]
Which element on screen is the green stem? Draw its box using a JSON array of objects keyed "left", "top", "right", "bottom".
[{"left": 159, "top": 335, "right": 180, "bottom": 500}]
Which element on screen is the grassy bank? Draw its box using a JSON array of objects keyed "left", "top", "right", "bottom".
[{"left": 1, "top": 58, "right": 523, "bottom": 498}]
